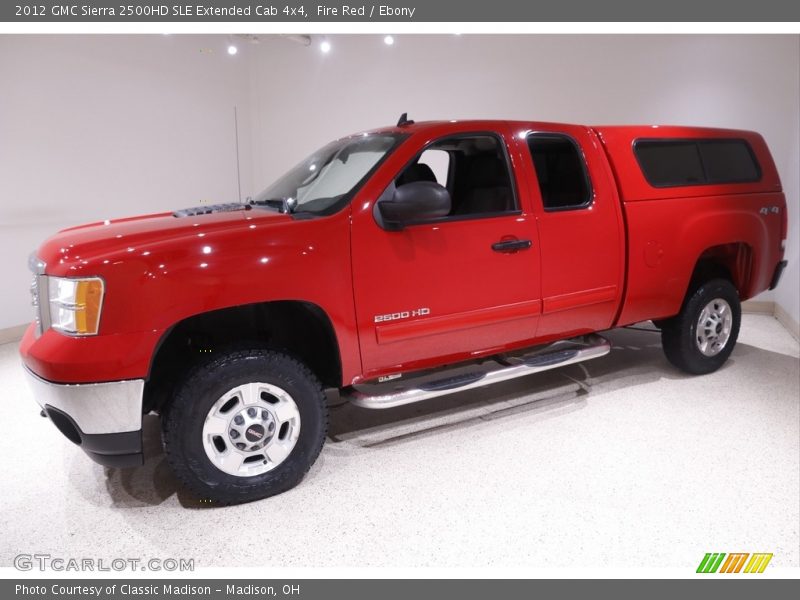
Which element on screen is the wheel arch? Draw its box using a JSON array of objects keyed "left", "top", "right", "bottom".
[
  {"left": 689, "top": 242, "right": 754, "bottom": 299},
  {"left": 143, "top": 300, "right": 342, "bottom": 414}
]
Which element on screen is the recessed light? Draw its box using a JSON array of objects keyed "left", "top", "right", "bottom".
[
  {"left": 384, "top": 35, "right": 394, "bottom": 46},
  {"left": 227, "top": 45, "right": 238, "bottom": 55},
  {"left": 320, "top": 41, "right": 331, "bottom": 53}
]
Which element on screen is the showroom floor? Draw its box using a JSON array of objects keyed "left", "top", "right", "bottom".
[{"left": 1, "top": 314, "right": 798, "bottom": 570}]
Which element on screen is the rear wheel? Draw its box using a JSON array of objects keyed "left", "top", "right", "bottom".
[
  {"left": 162, "top": 349, "right": 328, "bottom": 504},
  {"left": 661, "top": 278, "right": 741, "bottom": 375}
]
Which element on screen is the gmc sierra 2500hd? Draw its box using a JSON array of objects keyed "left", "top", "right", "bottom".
[{"left": 21, "top": 116, "right": 788, "bottom": 504}]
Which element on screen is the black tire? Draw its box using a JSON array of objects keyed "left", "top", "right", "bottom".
[
  {"left": 162, "top": 349, "right": 328, "bottom": 505},
  {"left": 661, "top": 278, "right": 741, "bottom": 375}
]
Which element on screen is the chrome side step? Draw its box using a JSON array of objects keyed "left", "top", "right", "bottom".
[{"left": 344, "top": 334, "right": 611, "bottom": 410}]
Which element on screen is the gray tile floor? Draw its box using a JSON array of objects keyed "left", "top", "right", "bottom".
[{"left": 1, "top": 314, "right": 798, "bottom": 569}]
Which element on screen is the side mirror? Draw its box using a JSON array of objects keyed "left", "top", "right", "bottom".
[{"left": 377, "top": 181, "right": 451, "bottom": 230}]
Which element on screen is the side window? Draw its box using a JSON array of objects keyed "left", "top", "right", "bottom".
[
  {"left": 700, "top": 140, "right": 760, "bottom": 183},
  {"left": 526, "top": 134, "right": 592, "bottom": 211},
  {"left": 394, "top": 134, "right": 518, "bottom": 218},
  {"left": 417, "top": 149, "right": 450, "bottom": 186},
  {"left": 635, "top": 139, "right": 761, "bottom": 187},
  {"left": 634, "top": 141, "right": 704, "bottom": 186}
]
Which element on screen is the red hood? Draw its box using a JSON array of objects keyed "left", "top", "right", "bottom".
[{"left": 37, "top": 207, "right": 292, "bottom": 276}]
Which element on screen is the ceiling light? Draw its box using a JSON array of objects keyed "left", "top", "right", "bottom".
[
  {"left": 384, "top": 35, "right": 394, "bottom": 46},
  {"left": 320, "top": 40, "right": 331, "bottom": 53},
  {"left": 227, "top": 45, "right": 238, "bottom": 55}
]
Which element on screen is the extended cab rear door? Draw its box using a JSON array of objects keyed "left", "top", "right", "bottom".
[{"left": 510, "top": 124, "right": 625, "bottom": 339}]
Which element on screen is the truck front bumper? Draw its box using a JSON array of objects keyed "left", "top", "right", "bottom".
[{"left": 24, "top": 367, "right": 144, "bottom": 468}]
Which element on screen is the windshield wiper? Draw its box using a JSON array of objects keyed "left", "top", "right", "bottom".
[{"left": 249, "top": 197, "right": 298, "bottom": 214}]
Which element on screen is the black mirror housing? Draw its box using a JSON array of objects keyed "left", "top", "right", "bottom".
[{"left": 377, "top": 181, "right": 451, "bottom": 230}]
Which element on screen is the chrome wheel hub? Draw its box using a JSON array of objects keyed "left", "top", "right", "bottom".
[
  {"left": 202, "top": 382, "right": 301, "bottom": 477},
  {"left": 696, "top": 298, "right": 733, "bottom": 357}
]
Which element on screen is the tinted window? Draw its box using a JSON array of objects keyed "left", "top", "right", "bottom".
[
  {"left": 527, "top": 134, "right": 592, "bottom": 210},
  {"left": 417, "top": 148, "right": 450, "bottom": 186},
  {"left": 635, "top": 141, "right": 705, "bottom": 187},
  {"left": 395, "top": 134, "right": 517, "bottom": 217},
  {"left": 635, "top": 139, "right": 761, "bottom": 187},
  {"left": 700, "top": 140, "right": 761, "bottom": 183}
]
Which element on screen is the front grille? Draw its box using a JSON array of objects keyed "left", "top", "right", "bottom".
[{"left": 28, "top": 253, "right": 46, "bottom": 337}]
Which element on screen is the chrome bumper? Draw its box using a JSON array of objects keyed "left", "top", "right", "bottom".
[
  {"left": 24, "top": 367, "right": 145, "bottom": 468},
  {"left": 24, "top": 367, "right": 144, "bottom": 434}
]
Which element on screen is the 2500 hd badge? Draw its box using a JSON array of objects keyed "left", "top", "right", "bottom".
[{"left": 374, "top": 307, "right": 431, "bottom": 322}]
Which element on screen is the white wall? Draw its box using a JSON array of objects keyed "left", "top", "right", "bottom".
[
  {"left": 0, "top": 35, "right": 253, "bottom": 329},
  {"left": 775, "top": 109, "right": 800, "bottom": 328},
  {"left": 250, "top": 34, "right": 799, "bottom": 327},
  {"left": 2, "top": 34, "right": 798, "bottom": 331}
]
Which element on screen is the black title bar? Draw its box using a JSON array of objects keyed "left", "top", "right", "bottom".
[
  {"left": 3, "top": 0, "right": 800, "bottom": 22},
  {"left": 5, "top": 579, "right": 800, "bottom": 600}
]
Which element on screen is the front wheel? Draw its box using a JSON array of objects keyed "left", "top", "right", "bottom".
[
  {"left": 162, "top": 349, "right": 328, "bottom": 504},
  {"left": 661, "top": 278, "right": 741, "bottom": 375}
]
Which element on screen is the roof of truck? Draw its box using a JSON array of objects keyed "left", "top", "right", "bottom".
[
  {"left": 369, "top": 119, "right": 760, "bottom": 136},
  {"left": 363, "top": 119, "right": 781, "bottom": 201}
]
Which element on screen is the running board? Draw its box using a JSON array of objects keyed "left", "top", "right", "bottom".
[{"left": 345, "top": 334, "right": 611, "bottom": 410}]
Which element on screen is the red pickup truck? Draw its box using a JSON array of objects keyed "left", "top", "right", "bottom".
[{"left": 21, "top": 117, "right": 788, "bottom": 504}]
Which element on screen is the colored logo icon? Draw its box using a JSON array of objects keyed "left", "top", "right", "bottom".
[{"left": 697, "top": 553, "right": 773, "bottom": 573}]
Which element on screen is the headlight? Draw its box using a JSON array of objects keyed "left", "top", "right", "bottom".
[{"left": 48, "top": 276, "right": 105, "bottom": 336}]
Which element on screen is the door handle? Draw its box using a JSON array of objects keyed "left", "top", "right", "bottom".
[{"left": 492, "top": 239, "right": 532, "bottom": 253}]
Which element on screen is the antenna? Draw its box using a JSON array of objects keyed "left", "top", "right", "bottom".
[
  {"left": 234, "top": 106, "right": 243, "bottom": 203},
  {"left": 397, "top": 112, "right": 415, "bottom": 127}
]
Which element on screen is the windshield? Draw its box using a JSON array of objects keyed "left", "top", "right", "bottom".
[{"left": 251, "top": 133, "right": 405, "bottom": 215}]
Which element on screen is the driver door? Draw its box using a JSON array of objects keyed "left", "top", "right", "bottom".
[{"left": 350, "top": 128, "right": 542, "bottom": 381}]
